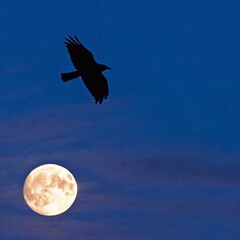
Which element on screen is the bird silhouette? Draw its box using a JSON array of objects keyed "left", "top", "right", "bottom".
[{"left": 61, "top": 35, "right": 110, "bottom": 104}]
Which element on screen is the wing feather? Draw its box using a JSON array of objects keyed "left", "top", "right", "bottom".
[
  {"left": 81, "top": 73, "right": 109, "bottom": 104},
  {"left": 64, "top": 36, "right": 95, "bottom": 71}
]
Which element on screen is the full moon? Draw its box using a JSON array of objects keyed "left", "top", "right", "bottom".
[{"left": 23, "top": 164, "right": 78, "bottom": 216}]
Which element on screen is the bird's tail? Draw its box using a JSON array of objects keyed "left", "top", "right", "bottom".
[{"left": 61, "top": 71, "right": 81, "bottom": 82}]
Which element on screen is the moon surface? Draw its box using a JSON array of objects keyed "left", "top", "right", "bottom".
[{"left": 23, "top": 164, "right": 78, "bottom": 216}]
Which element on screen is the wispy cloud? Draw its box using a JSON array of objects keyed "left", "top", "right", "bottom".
[
  {"left": 0, "top": 63, "right": 28, "bottom": 77},
  {"left": 107, "top": 149, "right": 240, "bottom": 186},
  {"left": 1, "top": 215, "right": 125, "bottom": 240}
]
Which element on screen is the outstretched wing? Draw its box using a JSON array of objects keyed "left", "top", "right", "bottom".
[
  {"left": 81, "top": 72, "right": 109, "bottom": 104},
  {"left": 64, "top": 35, "right": 96, "bottom": 71}
]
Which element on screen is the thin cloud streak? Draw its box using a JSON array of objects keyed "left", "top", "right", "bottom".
[
  {"left": 0, "top": 63, "right": 28, "bottom": 77},
  {"left": 107, "top": 150, "right": 240, "bottom": 186},
  {"left": 1, "top": 215, "right": 123, "bottom": 240}
]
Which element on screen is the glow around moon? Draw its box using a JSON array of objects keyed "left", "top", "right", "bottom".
[{"left": 23, "top": 164, "right": 78, "bottom": 216}]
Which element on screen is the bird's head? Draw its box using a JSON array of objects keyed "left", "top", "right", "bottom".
[{"left": 98, "top": 64, "right": 111, "bottom": 72}]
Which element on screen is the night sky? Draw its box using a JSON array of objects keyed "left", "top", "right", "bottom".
[{"left": 1, "top": 1, "right": 240, "bottom": 239}]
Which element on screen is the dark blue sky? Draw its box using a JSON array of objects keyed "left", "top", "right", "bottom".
[{"left": 1, "top": 1, "right": 240, "bottom": 239}]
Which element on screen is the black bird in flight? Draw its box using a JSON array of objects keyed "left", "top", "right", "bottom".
[{"left": 61, "top": 35, "right": 110, "bottom": 104}]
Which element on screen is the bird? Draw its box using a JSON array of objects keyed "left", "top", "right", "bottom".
[{"left": 61, "top": 35, "right": 110, "bottom": 104}]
